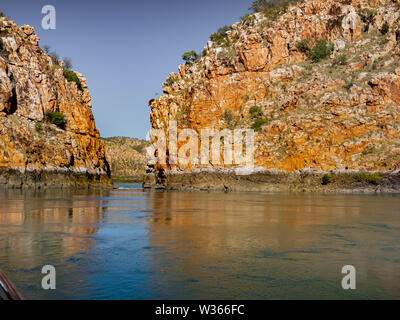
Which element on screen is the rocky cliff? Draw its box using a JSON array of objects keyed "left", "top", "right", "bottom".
[
  {"left": 0, "top": 16, "right": 111, "bottom": 188},
  {"left": 145, "top": 0, "right": 400, "bottom": 192}
]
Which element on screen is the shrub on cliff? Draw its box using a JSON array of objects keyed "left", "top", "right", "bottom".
[
  {"left": 166, "top": 76, "right": 179, "bottom": 86},
  {"left": 307, "top": 39, "right": 334, "bottom": 63},
  {"left": 222, "top": 109, "right": 234, "bottom": 126},
  {"left": 182, "top": 50, "right": 199, "bottom": 64},
  {"left": 248, "top": 106, "right": 268, "bottom": 132},
  {"left": 241, "top": 14, "right": 256, "bottom": 23},
  {"left": 63, "top": 69, "right": 82, "bottom": 90},
  {"left": 210, "top": 25, "right": 231, "bottom": 46},
  {"left": 249, "top": 0, "right": 300, "bottom": 19},
  {"left": 249, "top": 105, "right": 263, "bottom": 119},
  {"left": 296, "top": 39, "right": 311, "bottom": 53},
  {"left": 332, "top": 54, "right": 348, "bottom": 67},
  {"left": 381, "top": 23, "right": 389, "bottom": 35},
  {"left": 45, "top": 111, "right": 66, "bottom": 129},
  {"left": 35, "top": 122, "right": 43, "bottom": 133},
  {"left": 354, "top": 172, "right": 381, "bottom": 184},
  {"left": 322, "top": 174, "right": 332, "bottom": 185}
]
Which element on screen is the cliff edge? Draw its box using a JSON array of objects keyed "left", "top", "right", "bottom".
[{"left": 0, "top": 16, "right": 111, "bottom": 188}]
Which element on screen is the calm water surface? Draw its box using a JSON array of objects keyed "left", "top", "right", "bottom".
[{"left": 0, "top": 183, "right": 399, "bottom": 299}]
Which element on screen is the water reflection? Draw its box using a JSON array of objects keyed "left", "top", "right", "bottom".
[
  {"left": 0, "top": 188, "right": 110, "bottom": 299},
  {"left": 145, "top": 191, "right": 400, "bottom": 299},
  {"left": 0, "top": 185, "right": 399, "bottom": 299}
]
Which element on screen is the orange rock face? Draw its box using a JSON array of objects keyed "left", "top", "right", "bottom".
[
  {"left": 0, "top": 17, "right": 111, "bottom": 187},
  {"left": 149, "top": 0, "right": 400, "bottom": 174}
]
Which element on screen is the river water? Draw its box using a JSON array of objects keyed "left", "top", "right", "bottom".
[{"left": 0, "top": 183, "right": 399, "bottom": 300}]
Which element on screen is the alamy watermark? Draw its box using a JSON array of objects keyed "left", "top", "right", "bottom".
[
  {"left": 146, "top": 121, "right": 255, "bottom": 168},
  {"left": 41, "top": 5, "right": 56, "bottom": 30},
  {"left": 41, "top": 265, "right": 56, "bottom": 290},
  {"left": 341, "top": 265, "right": 356, "bottom": 290}
]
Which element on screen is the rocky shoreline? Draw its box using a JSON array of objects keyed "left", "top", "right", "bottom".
[
  {"left": 143, "top": 170, "right": 400, "bottom": 194},
  {"left": 0, "top": 167, "right": 113, "bottom": 190}
]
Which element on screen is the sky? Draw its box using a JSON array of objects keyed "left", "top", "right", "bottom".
[{"left": 2, "top": 0, "right": 253, "bottom": 139}]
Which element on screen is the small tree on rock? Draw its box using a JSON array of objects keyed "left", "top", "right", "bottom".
[{"left": 182, "top": 50, "right": 199, "bottom": 64}]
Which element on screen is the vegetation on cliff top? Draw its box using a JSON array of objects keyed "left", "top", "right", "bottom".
[
  {"left": 182, "top": 50, "right": 199, "bottom": 64},
  {"left": 249, "top": 0, "right": 303, "bottom": 19},
  {"left": 44, "top": 45, "right": 83, "bottom": 90}
]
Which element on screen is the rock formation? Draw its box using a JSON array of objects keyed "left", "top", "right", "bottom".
[
  {"left": 0, "top": 16, "right": 111, "bottom": 188},
  {"left": 145, "top": 0, "right": 400, "bottom": 192}
]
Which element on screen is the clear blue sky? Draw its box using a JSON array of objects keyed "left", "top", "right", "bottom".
[{"left": 2, "top": 0, "right": 253, "bottom": 139}]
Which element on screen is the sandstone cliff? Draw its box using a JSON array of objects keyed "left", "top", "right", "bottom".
[
  {"left": 145, "top": 0, "right": 400, "bottom": 192},
  {"left": 0, "top": 16, "right": 111, "bottom": 188}
]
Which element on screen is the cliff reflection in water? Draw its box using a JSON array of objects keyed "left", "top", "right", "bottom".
[
  {"left": 145, "top": 191, "right": 400, "bottom": 299},
  {"left": 0, "top": 185, "right": 400, "bottom": 299},
  {"left": 0, "top": 188, "right": 110, "bottom": 299}
]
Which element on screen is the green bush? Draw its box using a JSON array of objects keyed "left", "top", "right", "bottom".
[
  {"left": 63, "top": 69, "right": 82, "bottom": 90},
  {"left": 322, "top": 174, "right": 332, "bottom": 185},
  {"left": 46, "top": 111, "right": 66, "bottom": 129},
  {"left": 35, "top": 122, "right": 43, "bottom": 133},
  {"left": 210, "top": 25, "right": 231, "bottom": 46},
  {"left": 332, "top": 54, "right": 348, "bottom": 67},
  {"left": 166, "top": 76, "right": 179, "bottom": 86},
  {"left": 222, "top": 109, "right": 234, "bottom": 125},
  {"left": 182, "top": 50, "right": 199, "bottom": 64},
  {"left": 251, "top": 118, "right": 268, "bottom": 132},
  {"left": 354, "top": 172, "right": 381, "bottom": 184},
  {"left": 175, "top": 105, "right": 188, "bottom": 125},
  {"left": 307, "top": 39, "right": 334, "bottom": 63},
  {"left": 0, "top": 12, "right": 5, "bottom": 18},
  {"left": 296, "top": 39, "right": 311, "bottom": 53},
  {"left": 248, "top": 105, "right": 263, "bottom": 119},
  {"left": 248, "top": 105, "right": 267, "bottom": 132},
  {"left": 241, "top": 14, "right": 256, "bottom": 23},
  {"left": 381, "top": 23, "right": 389, "bottom": 35},
  {"left": 249, "top": 0, "right": 300, "bottom": 19}
]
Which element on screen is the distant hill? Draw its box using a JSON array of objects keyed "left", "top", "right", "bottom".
[{"left": 101, "top": 137, "right": 148, "bottom": 182}]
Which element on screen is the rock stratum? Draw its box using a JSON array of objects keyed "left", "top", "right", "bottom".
[
  {"left": 145, "top": 0, "right": 400, "bottom": 192},
  {"left": 0, "top": 16, "right": 111, "bottom": 188}
]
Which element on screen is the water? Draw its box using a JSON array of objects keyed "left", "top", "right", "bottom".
[{"left": 0, "top": 183, "right": 400, "bottom": 300}]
